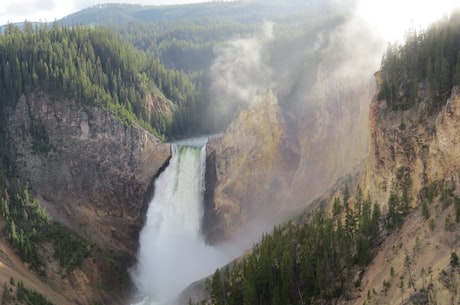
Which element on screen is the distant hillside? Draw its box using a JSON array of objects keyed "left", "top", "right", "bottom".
[
  {"left": 377, "top": 10, "right": 460, "bottom": 111},
  {"left": 58, "top": 0, "right": 354, "bottom": 134},
  {"left": 60, "top": 1, "right": 337, "bottom": 25},
  {"left": 1, "top": 1, "right": 356, "bottom": 136},
  {"left": 0, "top": 23, "right": 202, "bottom": 138}
]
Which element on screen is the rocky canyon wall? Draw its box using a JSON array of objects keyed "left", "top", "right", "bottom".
[
  {"left": 204, "top": 90, "right": 299, "bottom": 241},
  {"left": 4, "top": 92, "right": 171, "bottom": 256},
  {"left": 204, "top": 69, "right": 374, "bottom": 241},
  {"left": 364, "top": 84, "right": 460, "bottom": 208}
]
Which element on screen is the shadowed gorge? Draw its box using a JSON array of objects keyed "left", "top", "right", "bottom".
[{"left": 0, "top": 1, "right": 459, "bottom": 305}]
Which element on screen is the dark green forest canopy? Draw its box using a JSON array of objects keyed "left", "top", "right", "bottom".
[
  {"left": 195, "top": 175, "right": 460, "bottom": 305},
  {"left": 60, "top": 1, "right": 354, "bottom": 133},
  {"left": 0, "top": 22, "right": 201, "bottom": 138},
  {"left": 0, "top": 1, "right": 357, "bottom": 137},
  {"left": 377, "top": 10, "right": 460, "bottom": 112},
  {"left": 60, "top": 0, "right": 353, "bottom": 73},
  {"left": 196, "top": 184, "right": 383, "bottom": 305}
]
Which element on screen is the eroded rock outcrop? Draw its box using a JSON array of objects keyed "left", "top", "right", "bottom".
[
  {"left": 364, "top": 85, "right": 460, "bottom": 207},
  {"left": 5, "top": 93, "right": 170, "bottom": 254},
  {"left": 432, "top": 86, "right": 460, "bottom": 176},
  {"left": 350, "top": 83, "right": 460, "bottom": 305},
  {"left": 204, "top": 90, "right": 299, "bottom": 241},
  {"left": 204, "top": 70, "right": 373, "bottom": 242}
]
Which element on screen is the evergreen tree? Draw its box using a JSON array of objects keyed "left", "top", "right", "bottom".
[
  {"left": 211, "top": 269, "right": 224, "bottom": 305},
  {"left": 378, "top": 11, "right": 460, "bottom": 112}
]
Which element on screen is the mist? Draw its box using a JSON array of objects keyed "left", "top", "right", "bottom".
[
  {"left": 207, "top": 21, "right": 275, "bottom": 128},
  {"left": 204, "top": 0, "right": 384, "bottom": 227},
  {"left": 131, "top": 0, "right": 454, "bottom": 303},
  {"left": 129, "top": 142, "right": 247, "bottom": 305}
]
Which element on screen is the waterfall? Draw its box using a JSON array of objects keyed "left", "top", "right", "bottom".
[{"left": 131, "top": 137, "right": 227, "bottom": 305}]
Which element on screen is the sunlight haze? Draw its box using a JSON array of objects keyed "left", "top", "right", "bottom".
[
  {"left": 0, "top": 0, "right": 207, "bottom": 26},
  {"left": 357, "top": 0, "right": 459, "bottom": 43},
  {"left": 1, "top": 0, "right": 459, "bottom": 45}
]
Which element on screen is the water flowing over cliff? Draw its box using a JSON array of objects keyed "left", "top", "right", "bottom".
[{"left": 131, "top": 138, "right": 229, "bottom": 305}]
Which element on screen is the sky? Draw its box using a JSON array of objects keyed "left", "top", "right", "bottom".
[
  {"left": 0, "top": 0, "right": 206, "bottom": 26},
  {"left": 356, "top": 0, "right": 459, "bottom": 43},
  {"left": 0, "top": 0, "right": 459, "bottom": 44}
]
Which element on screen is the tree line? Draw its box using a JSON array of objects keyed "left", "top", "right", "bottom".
[
  {"left": 196, "top": 172, "right": 460, "bottom": 305},
  {"left": 0, "top": 186, "right": 93, "bottom": 275},
  {"left": 0, "top": 22, "right": 201, "bottom": 138},
  {"left": 195, "top": 184, "right": 385, "bottom": 305},
  {"left": 2, "top": 278, "right": 54, "bottom": 305},
  {"left": 377, "top": 10, "right": 460, "bottom": 111}
]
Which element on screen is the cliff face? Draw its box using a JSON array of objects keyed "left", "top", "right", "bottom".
[
  {"left": 350, "top": 86, "right": 460, "bottom": 305},
  {"left": 204, "top": 90, "right": 299, "bottom": 241},
  {"left": 3, "top": 92, "right": 170, "bottom": 302},
  {"left": 5, "top": 92, "right": 170, "bottom": 253},
  {"left": 364, "top": 85, "right": 460, "bottom": 208},
  {"left": 204, "top": 67, "right": 373, "bottom": 241},
  {"left": 289, "top": 69, "right": 373, "bottom": 204},
  {"left": 432, "top": 87, "right": 460, "bottom": 177}
]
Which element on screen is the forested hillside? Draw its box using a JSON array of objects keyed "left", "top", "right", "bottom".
[
  {"left": 60, "top": 1, "right": 353, "bottom": 132},
  {"left": 0, "top": 0, "right": 361, "bottom": 139},
  {"left": 377, "top": 10, "right": 460, "bottom": 111},
  {"left": 0, "top": 22, "right": 183, "bottom": 304},
  {"left": 0, "top": 22, "right": 199, "bottom": 138},
  {"left": 204, "top": 184, "right": 382, "bottom": 305}
]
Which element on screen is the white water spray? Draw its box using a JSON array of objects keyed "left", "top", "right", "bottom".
[{"left": 131, "top": 137, "right": 228, "bottom": 305}]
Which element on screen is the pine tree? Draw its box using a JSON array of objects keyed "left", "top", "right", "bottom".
[
  {"left": 242, "top": 277, "right": 256, "bottom": 305},
  {"left": 388, "top": 191, "right": 397, "bottom": 228},
  {"left": 422, "top": 201, "right": 430, "bottom": 220},
  {"left": 211, "top": 269, "right": 224, "bottom": 305},
  {"left": 454, "top": 51, "right": 460, "bottom": 85}
]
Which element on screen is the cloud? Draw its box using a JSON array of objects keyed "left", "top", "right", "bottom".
[
  {"left": 6, "top": 0, "right": 56, "bottom": 13},
  {"left": 0, "top": 0, "right": 208, "bottom": 25},
  {"left": 1, "top": 0, "right": 68, "bottom": 24}
]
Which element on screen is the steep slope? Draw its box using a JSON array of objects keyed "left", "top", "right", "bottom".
[
  {"left": 0, "top": 24, "right": 175, "bottom": 305},
  {"left": 203, "top": 72, "right": 373, "bottom": 242},
  {"left": 204, "top": 90, "right": 299, "bottom": 241},
  {"left": 353, "top": 183, "right": 460, "bottom": 305},
  {"left": 192, "top": 77, "right": 460, "bottom": 305},
  {"left": 0, "top": 238, "right": 75, "bottom": 305},
  {"left": 1, "top": 92, "right": 170, "bottom": 304},
  {"left": 349, "top": 15, "right": 460, "bottom": 302},
  {"left": 187, "top": 11, "right": 460, "bottom": 305},
  {"left": 5, "top": 92, "right": 170, "bottom": 254},
  {"left": 353, "top": 85, "right": 460, "bottom": 305},
  {"left": 364, "top": 83, "right": 460, "bottom": 207}
]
